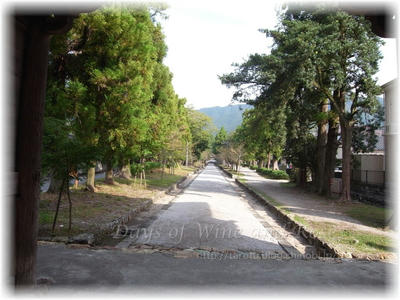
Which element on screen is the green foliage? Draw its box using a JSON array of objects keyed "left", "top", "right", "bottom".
[
  {"left": 256, "top": 168, "right": 289, "bottom": 180},
  {"left": 220, "top": 6, "right": 383, "bottom": 197},
  {"left": 41, "top": 116, "right": 99, "bottom": 181},
  {"left": 43, "top": 4, "right": 196, "bottom": 186},
  {"left": 130, "top": 161, "right": 162, "bottom": 176},
  {"left": 212, "top": 126, "right": 228, "bottom": 154},
  {"left": 187, "top": 109, "right": 214, "bottom": 160},
  {"left": 352, "top": 100, "right": 384, "bottom": 153}
]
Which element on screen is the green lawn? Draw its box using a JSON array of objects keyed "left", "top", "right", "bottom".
[
  {"left": 344, "top": 203, "right": 390, "bottom": 229},
  {"left": 279, "top": 182, "right": 296, "bottom": 188},
  {"left": 308, "top": 221, "right": 394, "bottom": 256},
  {"left": 146, "top": 174, "right": 183, "bottom": 188},
  {"left": 241, "top": 181, "right": 395, "bottom": 258}
]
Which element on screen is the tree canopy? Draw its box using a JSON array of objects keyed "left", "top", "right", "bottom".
[
  {"left": 220, "top": 6, "right": 383, "bottom": 200},
  {"left": 42, "top": 4, "right": 212, "bottom": 192}
]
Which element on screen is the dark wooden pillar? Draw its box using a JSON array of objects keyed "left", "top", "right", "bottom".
[{"left": 13, "top": 15, "right": 74, "bottom": 286}]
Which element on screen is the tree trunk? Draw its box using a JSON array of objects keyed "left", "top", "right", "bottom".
[
  {"left": 14, "top": 21, "right": 51, "bottom": 286},
  {"left": 104, "top": 160, "right": 114, "bottom": 185},
  {"left": 66, "top": 183, "right": 72, "bottom": 234},
  {"left": 13, "top": 16, "right": 74, "bottom": 286},
  {"left": 185, "top": 140, "right": 189, "bottom": 167},
  {"left": 267, "top": 153, "right": 271, "bottom": 169},
  {"left": 120, "top": 160, "right": 132, "bottom": 179},
  {"left": 340, "top": 120, "right": 353, "bottom": 201},
  {"left": 273, "top": 160, "right": 279, "bottom": 170},
  {"left": 297, "top": 167, "right": 307, "bottom": 187},
  {"left": 142, "top": 169, "right": 147, "bottom": 188},
  {"left": 86, "top": 167, "right": 96, "bottom": 192},
  {"left": 316, "top": 100, "right": 329, "bottom": 193},
  {"left": 321, "top": 118, "right": 339, "bottom": 196},
  {"left": 51, "top": 178, "right": 65, "bottom": 235},
  {"left": 47, "top": 173, "right": 62, "bottom": 194}
]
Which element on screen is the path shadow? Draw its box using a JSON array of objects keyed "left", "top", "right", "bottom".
[{"left": 129, "top": 201, "right": 292, "bottom": 255}]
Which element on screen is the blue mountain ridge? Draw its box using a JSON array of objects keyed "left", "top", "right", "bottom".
[{"left": 197, "top": 104, "right": 252, "bottom": 133}]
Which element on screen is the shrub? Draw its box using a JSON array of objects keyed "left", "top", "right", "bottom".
[
  {"left": 256, "top": 168, "right": 289, "bottom": 180},
  {"left": 145, "top": 161, "right": 162, "bottom": 171}
]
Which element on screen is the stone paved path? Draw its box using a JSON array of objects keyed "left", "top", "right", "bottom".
[{"left": 121, "top": 164, "right": 285, "bottom": 254}]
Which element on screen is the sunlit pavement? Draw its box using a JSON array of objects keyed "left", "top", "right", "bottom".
[{"left": 128, "top": 164, "right": 284, "bottom": 254}]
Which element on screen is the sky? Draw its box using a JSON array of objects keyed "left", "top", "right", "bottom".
[
  {"left": 0, "top": 0, "right": 397, "bottom": 111},
  {"left": 161, "top": 0, "right": 398, "bottom": 109}
]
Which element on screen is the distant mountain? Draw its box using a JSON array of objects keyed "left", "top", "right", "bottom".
[{"left": 198, "top": 104, "right": 252, "bottom": 133}]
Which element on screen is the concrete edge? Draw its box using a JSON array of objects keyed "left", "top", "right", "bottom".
[
  {"left": 217, "top": 165, "right": 235, "bottom": 178},
  {"left": 167, "top": 165, "right": 204, "bottom": 192},
  {"left": 232, "top": 178, "right": 340, "bottom": 258}
]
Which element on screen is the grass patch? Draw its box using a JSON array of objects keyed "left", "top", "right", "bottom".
[
  {"left": 227, "top": 169, "right": 244, "bottom": 176},
  {"left": 39, "top": 166, "right": 196, "bottom": 239},
  {"left": 308, "top": 221, "right": 395, "bottom": 256},
  {"left": 345, "top": 203, "right": 390, "bottom": 229},
  {"left": 244, "top": 182, "right": 395, "bottom": 257},
  {"left": 258, "top": 190, "right": 282, "bottom": 207},
  {"left": 39, "top": 210, "right": 53, "bottom": 225},
  {"left": 146, "top": 174, "right": 183, "bottom": 188},
  {"left": 293, "top": 214, "right": 308, "bottom": 226},
  {"left": 280, "top": 182, "right": 296, "bottom": 188},
  {"left": 113, "top": 177, "right": 134, "bottom": 185},
  {"left": 145, "top": 166, "right": 195, "bottom": 188}
]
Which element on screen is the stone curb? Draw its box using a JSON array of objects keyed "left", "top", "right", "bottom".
[
  {"left": 233, "top": 178, "right": 340, "bottom": 258},
  {"left": 166, "top": 166, "right": 204, "bottom": 193},
  {"left": 216, "top": 165, "right": 338, "bottom": 258},
  {"left": 218, "top": 165, "right": 236, "bottom": 178},
  {"left": 99, "top": 199, "right": 153, "bottom": 232}
]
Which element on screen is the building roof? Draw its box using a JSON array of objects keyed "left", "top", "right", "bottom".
[{"left": 381, "top": 78, "right": 398, "bottom": 90}]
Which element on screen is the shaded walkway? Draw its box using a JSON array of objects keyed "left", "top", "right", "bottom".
[{"left": 240, "top": 167, "right": 395, "bottom": 238}]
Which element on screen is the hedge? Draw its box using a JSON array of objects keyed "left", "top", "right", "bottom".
[{"left": 256, "top": 167, "right": 289, "bottom": 180}]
